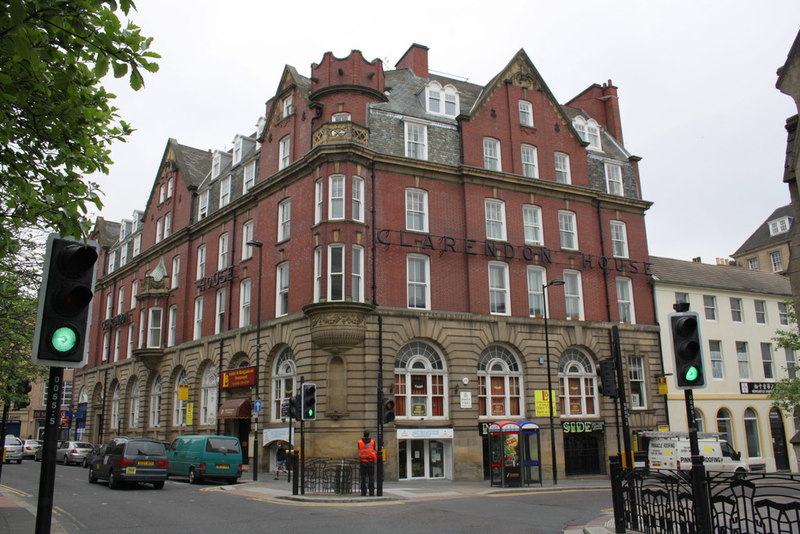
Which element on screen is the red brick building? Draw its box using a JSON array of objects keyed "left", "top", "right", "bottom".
[{"left": 76, "top": 44, "right": 665, "bottom": 481}]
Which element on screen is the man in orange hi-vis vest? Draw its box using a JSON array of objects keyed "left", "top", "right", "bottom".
[{"left": 358, "top": 430, "right": 377, "bottom": 496}]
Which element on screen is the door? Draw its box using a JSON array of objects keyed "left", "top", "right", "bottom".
[
  {"left": 769, "top": 408, "right": 790, "bottom": 471},
  {"left": 564, "top": 433, "right": 601, "bottom": 475},
  {"left": 398, "top": 439, "right": 447, "bottom": 479}
]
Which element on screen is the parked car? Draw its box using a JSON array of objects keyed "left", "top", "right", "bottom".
[
  {"left": 83, "top": 443, "right": 106, "bottom": 468},
  {"left": 22, "top": 439, "right": 42, "bottom": 459},
  {"left": 167, "top": 435, "right": 243, "bottom": 484},
  {"left": 57, "top": 441, "right": 94, "bottom": 466},
  {"left": 3, "top": 436, "right": 24, "bottom": 464},
  {"left": 88, "top": 437, "right": 168, "bottom": 489}
]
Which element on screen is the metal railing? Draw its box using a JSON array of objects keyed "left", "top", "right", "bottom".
[
  {"left": 611, "top": 460, "right": 800, "bottom": 534},
  {"left": 301, "top": 457, "right": 361, "bottom": 495}
]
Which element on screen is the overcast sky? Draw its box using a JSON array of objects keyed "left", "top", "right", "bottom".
[{"left": 90, "top": 0, "right": 800, "bottom": 263}]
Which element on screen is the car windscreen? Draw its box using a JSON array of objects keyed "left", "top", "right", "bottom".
[
  {"left": 75, "top": 442, "right": 93, "bottom": 449},
  {"left": 206, "top": 438, "right": 240, "bottom": 454},
  {"left": 128, "top": 441, "right": 166, "bottom": 456}
]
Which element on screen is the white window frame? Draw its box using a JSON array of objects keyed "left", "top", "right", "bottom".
[
  {"left": 332, "top": 112, "right": 351, "bottom": 122},
  {"left": 709, "top": 340, "right": 724, "bottom": 379},
  {"left": 779, "top": 302, "right": 789, "bottom": 326},
  {"left": 282, "top": 94, "right": 293, "bottom": 118},
  {"left": 196, "top": 244, "right": 206, "bottom": 279},
  {"left": 167, "top": 305, "right": 177, "bottom": 347},
  {"left": 754, "top": 300, "right": 767, "bottom": 324},
  {"left": 313, "top": 247, "right": 322, "bottom": 303},
  {"left": 243, "top": 161, "right": 256, "bottom": 192},
  {"left": 610, "top": 220, "right": 629, "bottom": 258},
  {"left": 329, "top": 175, "right": 345, "bottom": 220},
  {"left": 327, "top": 244, "right": 344, "bottom": 302},
  {"left": 559, "top": 210, "right": 578, "bottom": 250},
  {"left": 215, "top": 288, "right": 226, "bottom": 334},
  {"left": 315, "top": 179, "right": 323, "bottom": 223},
  {"left": 704, "top": 295, "right": 717, "bottom": 320},
  {"left": 352, "top": 245, "right": 364, "bottom": 303},
  {"left": 147, "top": 307, "right": 163, "bottom": 348},
  {"left": 193, "top": 297, "right": 203, "bottom": 340},
  {"left": 488, "top": 261, "right": 510, "bottom": 316},
  {"left": 564, "top": 269, "right": 584, "bottom": 320},
  {"left": 149, "top": 378, "right": 161, "bottom": 428},
  {"left": 407, "top": 254, "right": 430, "bottom": 310},
  {"left": 483, "top": 138, "right": 501, "bottom": 171},
  {"left": 173, "top": 371, "right": 187, "bottom": 427},
  {"left": 276, "top": 262, "right": 289, "bottom": 317},
  {"left": 770, "top": 251, "right": 783, "bottom": 272},
  {"left": 133, "top": 234, "right": 141, "bottom": 256},
  {"left": 241, "top": 220, "right": 254, "bottom": 260},
  {"left": 527, "top": 265, "right": 546, "bottom": 317},
  {"left": 485, "top": 199, "right": 507, "bottom": 241},
  {"left": 117, "top": 287, "right": 125, "bottom": 314},
  {"left": 219, "top": 175, "right": 231, "bottom": 207},
  {"left": 198, "top": 190, "right": 209, "bottom": 219},
  {"left": 521, "top": 144, "right": 539, "bottom": 178},
  {"left": 605, "top": 163, "right": 623, "bottom": 196},
  {"left": 239, "top": 278, "right": 251, "bottom": 328},
  {"left": 523, "top": 204, "right": 543, "bottom": 245},
  {"left": 629, "top": 356, "right": 646, "bottom": 409},
  {"left": 425, "top": 81, "right": 459, "bottom": 117},
  {"left": 519, "top": 100, "right": 533, "bottom": 127},
  {"left": 768, "top": 216, "right": 792, "bottom": 236},
  {"left": 616, "top": 277, "right": 635, "bottom": 323},
  {"left": 278, "top": 198, "right": 291, "bottom": 242},
  {"left": 232, "top": 136, "right": 243, "bottom": 165},
  {"left": 218, "top": 233, "right": 229, "bottom": 270},
  {"left": 155, "top": 219, "right": 163, "bottom": 244},
  {"left": 113, "top": 329, "right": 121, "bottom": 362},
  {"left": 554, "top": 152, "right": 571, "bottom": 184},
  {"left": 406, "top": 188, "right": 429, "bottom": 233},
  {"left": 171, "top": 255, "right": 180, "bottom": 290},
  {"left": 405, "top": 121, "right": 428, "bottom": 160},
  {"left": 212, "top": 152, "right": 221, "bottom": 178},
  {"left": 730, "top": 297, "right": 743, "bottom": 323},
  {"left": 201, "top": 366, "right": 218, "bottom": 426},
  {"left": 131, "top": 280, "right": 138, "bottom": 309},
  {"left": 737, "top": 341, "right": 750, "bottom": 379},
  {"left": 164, "top": 212, "right": 171, "bottom": 239},
  {"left": 279, "top": 135, "right": 291, "bottom": 170},
  {"left": 352, "top": 176, "right": 364, "bottom": 223},
  {"left": 761, "top": 342, "right": 775, "bottom": 380}
]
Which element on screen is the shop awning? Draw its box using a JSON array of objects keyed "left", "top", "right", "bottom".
[{"left": 218, "top": 398, "right": 251, "bottom": 419}]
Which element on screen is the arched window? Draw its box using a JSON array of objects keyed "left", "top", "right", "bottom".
[
  {"left": 128, "top": 378, "right": 140, "bottom": 430},
  {"left": 478, "top": 345, "right": 522, "bottom": 417},
  {"left": 572, "top": 116, "right": 601, "bottom": 150},
  {"left": 201, "top": 366, "right": 218, "bottom": 425},
  {"left": 558, "top": 349, "right": 598, "bottom": 417},
  {"left": 716, "top": 408, "right": 733, "bottom": 447},
  {"left": 272, "top": 347, "right": 296, "bottom": 421},
  {"left": 425, "top": 81, "right": 459, "bottom": 117},
  {"left": 173, "top": 370, "right": 187, "bottom": 426},
  {"left": 694, "top": 409, "right": 705, "bottom": 433},
  {"left": 744, "top": 408, "right": 761, "bottom": 458},
  {"left": 110, "top": 384, "right": 120, "bottom": 432},
  {"left": 150, "top": 377, "right": 161, "bottom": 427},
  {"left": 394, "top": 341, "right": 447, "bottom": 418}
]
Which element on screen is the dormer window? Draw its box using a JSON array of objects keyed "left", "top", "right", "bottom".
[
  {"left": 232, "top": 137, "right": 243, "bottom": 165},
  {"left": 198, "top": 190, "right": 209, "bottom": 219},
  {"left": 212, "top": 152, "right": 222, "bottom": 178},
  {"left": 573, "top": 116, "right": 602, "bottom": 151},
  {"left": 282, "top": 95, "right": 294, "bottom": 119},
  {"left": 219, "top": 176, "right": 231, "bottom": 207},
  {"left": 425, "top": 81, "right": 459, "bottom": 117},
  {"left": 768, "top": 216, "right": 792, "bottom": 236},
  {"left": 119, "top": 221, "right": 129, "bottom": 240}
]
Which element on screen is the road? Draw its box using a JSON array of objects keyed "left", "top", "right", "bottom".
[{"left": 0, "top": 460, "right": 612, "bottom": 533}]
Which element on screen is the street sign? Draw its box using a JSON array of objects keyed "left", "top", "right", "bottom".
[{"left": 254, "top": 399, "right": 263, "bottom": 413}]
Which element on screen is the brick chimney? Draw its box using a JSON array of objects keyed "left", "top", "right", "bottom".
[
  {"left": 395, "top": 43, "right": 429, "bottom": 78},
  {"left": 602, "top": 80, "right": 623, "bottom": 144}
]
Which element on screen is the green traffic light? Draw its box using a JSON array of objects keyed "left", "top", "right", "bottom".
[
  {"left": 51, "top": 326, "right": 78, "bottom": 352},
  {"left": 307, "top": 409, "right": 315, "bottom": 417},
  {"left": 685, "top": 366, "right": 699, "bottom": 382}
]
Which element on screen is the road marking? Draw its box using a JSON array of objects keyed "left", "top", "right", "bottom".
[
  {"left": 489, "top": 488, "right": 609, "bottom": 497},
  {"left": 54, "top": 506, "right": 87, "bottom": 529},
  {"left": 0, "top": 485, "right": 30, "bottom": 497},
  {"left": 248, "top": 497, "right": 404, "bottom": 507}
]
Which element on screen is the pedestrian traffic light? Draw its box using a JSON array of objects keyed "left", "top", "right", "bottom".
[
  {"left": 301, "top": 383, "right": 317, "bottom": 421},
  {"left": 598, "top": 359, "right": 618, "bottom": 398},
  {"left": 669, "top": 311, "right": 705, "bottom": 389},
  {"left": 32, "top": 235, "right": 99, "bottom": 368},
  {"left": 382, "top": 396, "right": 395, "bottom": 424},
  {"left": 288, "top": 394, "right": 299, "bottom": 419}
]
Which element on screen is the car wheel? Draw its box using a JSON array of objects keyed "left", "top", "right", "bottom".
[
  {"left": 153, "top": 481, "right": 165, "bottom": 490},
  {"left": 188, "top": 467, "right": 200, "bottom": 485},
  {"left": 16, "top": 459, "right": 22, "bottom": 464},
  {"left": 228, "top": 477, "right": 238, "bottom": 485},
  {"left": 88, "top": 467, "right": 98, "bottom": 484},
  {"left": 108, "top": 470, "right": 120, "bottom": 489}
]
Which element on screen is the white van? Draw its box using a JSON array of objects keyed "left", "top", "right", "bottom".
[{"left": 641, "top": 431, "right": 748, "bottom": 475}]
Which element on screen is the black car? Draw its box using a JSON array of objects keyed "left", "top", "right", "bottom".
[{"left": 88, "top": 437, "right": 168, "bottom": 489}]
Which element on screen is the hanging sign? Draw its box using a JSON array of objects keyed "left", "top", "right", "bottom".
[
  {"left": 178, "top": 384, "right": 189, "bottom": 401},
  {"left": 534, "top": 390, "right": 558, "bottom": 417},
  {"left": 220, "top": 366, "right": 257, "bottom": 389}
]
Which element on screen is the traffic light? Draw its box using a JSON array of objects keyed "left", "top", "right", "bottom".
[
  {"left": 288, "top": 394, "right": 299, "bottom": 419},
  {"left": 597, "top": 359, "right": 618, "bottom": 398},
  {"left": 669, "top": 311, "right": 705, "bottom": 389},
  {"left": 32, "top": 235, "right": 99, "bottom": 368},
  {"left": 382, "top": 395, "right": 395, "bottom": 424},
  {"left": 301, "top": 383, "right": 317, "bottom": 421}
]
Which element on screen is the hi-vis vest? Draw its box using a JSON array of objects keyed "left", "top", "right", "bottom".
[{"left": 358, "top": 439, "right": 377, "bottom": 462}]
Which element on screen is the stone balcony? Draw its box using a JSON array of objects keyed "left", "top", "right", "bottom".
[
  {"left": 311, "top": 121, "right": 369, "bottom": 148},
  {"left": 303, "top": 300, "right": 375, "bottom": 354}
]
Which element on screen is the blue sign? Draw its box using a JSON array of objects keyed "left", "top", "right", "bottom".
[{"left": 254, "top": 399, "right": 263, "bottom": 413}]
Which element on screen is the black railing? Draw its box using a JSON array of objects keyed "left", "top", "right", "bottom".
[
  {"left": 611, "top": 460, "right": 800, "bottom": 534},
  {"left": 301, "top": 457, "right": 361, "bottom": 495}
]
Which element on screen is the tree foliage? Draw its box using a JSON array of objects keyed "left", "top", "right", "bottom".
[
  {"left": 770, "top": 299, "right": 800, "bottom": 414},
  {"left": 0, "top": 0, "right": 159, "bottom": 257},
  {"left": 0, "top": 230, "right": 47, "bottom": 407}
]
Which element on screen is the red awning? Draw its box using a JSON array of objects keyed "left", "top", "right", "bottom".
[{"left": 218, "top": 398, "right": 251, "bottom": 419}]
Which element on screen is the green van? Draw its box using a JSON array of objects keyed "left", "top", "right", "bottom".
[{"left": 167, "top": 435, "right": 243, "bottom": 484}]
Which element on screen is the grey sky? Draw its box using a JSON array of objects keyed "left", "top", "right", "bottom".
[{"left": 90, "top": 0, "right": 800, "bottom": 262}]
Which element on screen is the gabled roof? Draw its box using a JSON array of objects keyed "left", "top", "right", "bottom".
[
  {"left": 732, "top": 204, "right": 794, "bottom": 256},
  {"left": 172, "top": 139, "right": 212, "bottom": 189},
  {"left": 650, "top": 256, "right": 791, "bottom": 296}
]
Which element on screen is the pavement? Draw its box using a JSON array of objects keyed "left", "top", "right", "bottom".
[{"left": 0, "top": 470, "right": 620, "bottom": 534}]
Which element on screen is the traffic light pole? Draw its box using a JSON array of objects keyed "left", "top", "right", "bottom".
[
  {"left": 35, "top": 367, "right": 64, "bottom": 534},
  {"left": 684, "top": 390, "right": 713, "bottom": 533}
]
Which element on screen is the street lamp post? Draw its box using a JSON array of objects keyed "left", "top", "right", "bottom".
[
  {"left": 247, "top": 240, "right": 263, "bottom": 481},
  {"left": 542, "top": 278, "right": 565, "bottom": 485}
]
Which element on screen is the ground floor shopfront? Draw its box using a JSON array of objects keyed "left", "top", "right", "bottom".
[{"left": 75, "top": 306, "right": 667, "bottom": 481}]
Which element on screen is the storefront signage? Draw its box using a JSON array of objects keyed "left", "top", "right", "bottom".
[
  {"left": 220, "top": 366, "right": 257, "bottom": 389},
  {"left": 34, "top": 410, "right": 46, "bottom": 419},
  {"left": 178, "top": 384, "right": 189, "bottom": 401},
  {"left": 196, "top": 265, "right": 234, "bottom": 291},
  {"left": 397, "top": 428, "right": 454, "bottom": 440},
  {"left": 562, "top": 421, "right": 605, "bottom": 433},
  {"left": 739, "top": 382, "right": 775, "bottom": 394},
  {"left": 377, "top": 228, "right": 652, "bottom": 275},
  {"left": 460, "top": 391, "right": 472, "bottom": 409},
  {"left": 186, "top": 402, "right": 194, "bottom": 425},
  {"left": 534, "top": 390, "right": 558, "bottom": 417},
  {"left": 101, "top": 312, "right": 132, "bottom": 331},
  {"left": 264, "top": 427, "right": 291, "bottom": 444}
]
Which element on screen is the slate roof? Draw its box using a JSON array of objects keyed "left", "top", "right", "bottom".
[
  {"left": 171, "top": 139, "right": 212, "bottom": 189},
  {"left": 650, "top": 256, "right": 791, "bottom": 296},
  {"left": 732, "top": 204, "right": 794, "bottom": 256}
]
